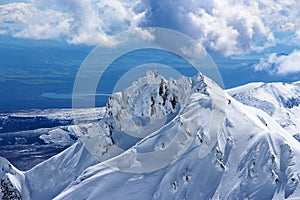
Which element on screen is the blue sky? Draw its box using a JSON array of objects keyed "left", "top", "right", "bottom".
[
  {"left": 0, "top": 0, "right": 300, "bottom": 111},
  {"left": 0, "top": 0, "right": 300, "bottom": 75},
  {"left": 0, "top": 1, "right": 299, "bottom": 72}
]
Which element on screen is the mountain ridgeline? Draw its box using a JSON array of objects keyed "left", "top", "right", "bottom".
[{"left": 1, "top": 72, "right": 300, "bottom": 199}]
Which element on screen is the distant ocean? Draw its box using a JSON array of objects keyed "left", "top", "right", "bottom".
[{"left": 1, "top": 36, "right": 299, "bottom": 111}]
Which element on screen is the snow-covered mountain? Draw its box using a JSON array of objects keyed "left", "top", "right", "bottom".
[
  {"left": 1, "top": 72, "right": 300, "bottom": 199},
  {"left": 0, "top": 108, "right": 105, "bottom": 170},
  {"left": 227, "top": 81, "right": 300, "bottom": 141}
]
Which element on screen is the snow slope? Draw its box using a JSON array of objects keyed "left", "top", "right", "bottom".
[
  {"left": 0, "top": 108, "right": 105, "bottom": 170},
  {"left": 1, "top": 72, "right": 300, "bottom": 199},
  {"left": 227, "top": 82, "right": 300, "bottom": 139}
]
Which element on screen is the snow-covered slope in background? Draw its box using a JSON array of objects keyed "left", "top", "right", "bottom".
[
  {"left": 227, "top": 82, "right": 300, "bottom": 140},
  {"left": 0, "top": 108, "right": 105, "bottom": 134},
  {"left": 1, "top": 72, "right": 300, "bottom": 199},
  {"left": 0, "top": 108, "right": 105, "bottom": 170}
]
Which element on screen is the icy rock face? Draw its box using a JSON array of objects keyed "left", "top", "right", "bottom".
[
  {"left": 53, "top": 73, "right": 300, "bottom": 200},
  {"left": 77, "top": 71, "right": 210, "bottom": 168},
  {"left": 1, "top": 177, "right": 22, "bottom": 200},
  {"left": 228, "top": 140, "right": 299, "bottom": 199},
  {"left": 4, "top": 73, "right": 300, "bottom": 200},
  {"left": 227, "top": 82, "right": 300, "bottom": 137},
  {"left": 102, "top": 71, "right": 207, "bottom": 146},
  {"left": 0, "top": 157, "right": 24, "bottom": 200}
]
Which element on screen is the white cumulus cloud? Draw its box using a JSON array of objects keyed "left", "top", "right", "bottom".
[
  {"left": 0, "top": 3, "right": 71, "bottom": 39},
  {"left": 140, "top": 0, "right": 298, "bottom": 56},
  {"left": 0, "top": 0, "right": 299, "bottom": 56},
  {"left": 0, "top": 0, "right": 146, "bottom": 45},
  {"left": 254, "top": 50, "right": 300, "bottom": 75}
]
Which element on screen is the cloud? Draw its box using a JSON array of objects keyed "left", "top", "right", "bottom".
[
  {"left": 0, "top": 1, "right": 146, "bottom": 45},
  {"left": 0, "top": 3, "right": 71, "bottom": 39},
  {"left": 142, "top": 0, "right": 277, "bottom": 56},
  {"left": 254, "top": 50, "right": 300, "bottom": 75},
  {"left": 296, "top": 29, "right": 300, "bottom": 40},
  {"left": 0, "top": 0, "right": 299, "bottom": 56},
  {"left": 139, "top": 0, "right": 299, "bottom": 56}
]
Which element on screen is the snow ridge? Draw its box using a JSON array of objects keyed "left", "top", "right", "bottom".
[
  {"left": 227, "top": 81, "right": 300, "bottom": 139},
  {"left": 1, "top": 72, "right": 300, "bottom": 199}
]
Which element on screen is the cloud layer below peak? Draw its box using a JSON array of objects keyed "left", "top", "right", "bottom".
[{"left": 254, "top": 50, "right": 300, "bottom": 75}]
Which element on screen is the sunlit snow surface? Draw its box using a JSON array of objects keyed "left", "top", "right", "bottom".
[
  {"left": 1, "top": 72, "right": 300, "bottom": 199},
  {"left": 228, "top": 81, "right": 300, "bottom": 141}
]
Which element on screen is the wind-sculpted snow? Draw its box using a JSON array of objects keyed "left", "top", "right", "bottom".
[
  {"left": 54, "top": 91, "right": 300, "bottom": 199},
  {"left": 227, "top": 82, "right": 300, "bottom": 140},
  {"left": 1, "top": 73, "right": 300, "bottom": 199},
  {"left": 76, "top": 71, "right": 225, "bottom": 173}
]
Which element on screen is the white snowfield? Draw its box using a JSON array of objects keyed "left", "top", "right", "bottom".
[
  {"left": 227, "top": 81, "right": 300, "bottom": 138},
  {"left": 1, "top": 72, "right": 300, "bottom": 200}
]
